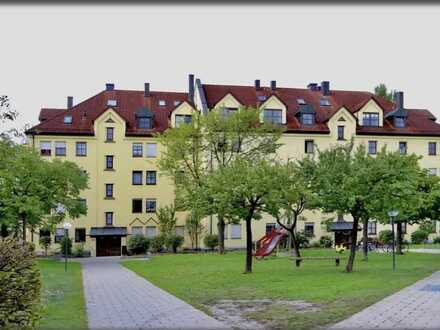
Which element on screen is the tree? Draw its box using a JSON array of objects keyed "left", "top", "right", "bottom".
[
  {"left": 156, "top": 204, "right": 177, "bottom": 241},
  {"left": 0, "top": 95, "right": 29, "bottom": 141},
  {"left": 374, "top": 83, "right": 395, "bottom": 102},
  {"left": 185, "top": 207, "right": 204, "bottom": 250},
  {"left": 39, "top": 236, "right": 51, "bottom": 256},
  {"left": 157, "top": 108, "right": 283, "bottom": 254},
  {"left": 265, "top": 160, "right": 315, "bottom": 258},
  {"left": 200, "top": 159, "right": 281, "bottom": 273},
  {"left": 0, "top": 141, "right": 88, "bottom": 241}
]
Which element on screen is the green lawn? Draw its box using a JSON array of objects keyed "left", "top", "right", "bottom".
[
  {"left": 37, "top": 259, "right": 87, "bottom": 329},
  {"left": 123, "top": 250, "right": 440, "bottom": 329}
]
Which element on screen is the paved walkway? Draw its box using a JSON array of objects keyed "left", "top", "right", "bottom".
[
  {"left": 331, "top": 271, "right": 440, "bottom": 329},
  {"left": 81, "top": 257, "right": 226, "bottom": 329},
  {"left": 409, "top": 248, "right": 440, "bottom": 254}
]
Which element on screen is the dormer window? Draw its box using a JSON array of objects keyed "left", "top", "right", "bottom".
[
  {"left": 301, "top": 113, "right": 315, "bottom": 125},
  {"left": 63, "top": 115, "right": 73, "bottom": 124},
  {"left": 223, "top": 107, "right": 238, "bottom": 117},
  {"left": 297, "top": 98, "right": 306, "bottom": 105},
  {"left": 158, "top": 100, "right": 166, "bottom": 106},
  {"left": 107, "top": 99, "right": 117, "bottom": 107},
  {"left": 175, "top": 115, "right": 192, "bottom": 127},
  {"left": 135, "top": 107, "right": 154, "bottom": 129},
  {"left": 138, "top": 117, "right": 152, "bottom": 129},
  {"left": 320, "top": 98, "right": 331, "bottom": 106},
  {"left": 257, "top": 95, "right": 267, "bottom": 102},
  {"left": 394, "top": 116, "right": 406, "bottom": 128},
  {"left": 263, "top": 109, "right": 282, "bottom": 125},
  {"left": 363, "top": 112, "right": 379, "bottom": 127}
]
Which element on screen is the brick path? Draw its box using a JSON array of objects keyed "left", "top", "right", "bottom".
[
  {"left": 331, "top": 271, "right": 440, "bottom": 329},
  {"left": 81, "top": 257, "right": 226, "bottom": 329}
]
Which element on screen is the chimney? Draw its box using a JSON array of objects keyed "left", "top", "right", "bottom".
[
  {"left": 307, "top": 83, "right": 319, "bottom": 91},
  {"left": 321, "top": 81, "right": 330, "bottom": 96},
  {"left": 144, "top": 83, "right": 150, "bottom": 97},
  {"left": 67, "top": 96, "right": 73, "bottom": 109},
  {"left": 106, "top": 83, "right": 115, "bottom": 91},
  {"left": 270, "top": 80, "right": 277, "bottom": 91},
  {"left": 255, "top": 79, "right": 261, "bottom": 90},
  {"left": 188, "top": 74, "right": 194, "bottom": 103},
  {"left": 394, "top": 91, "right": 404, "bottom": 109}
]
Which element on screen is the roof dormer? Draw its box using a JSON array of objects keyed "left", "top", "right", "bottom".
[
  {"left": 135, "top": 107, "right": 154, "bottom": 129},
  {"left": 259, "top": 95, "right": 287, "bottom": 125},
  {"left": 385, "top": 92, "right": 407, "bottom": 128}
]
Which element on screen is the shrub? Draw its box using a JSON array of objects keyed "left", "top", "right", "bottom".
[
  {"left": 73, "top": 243, "right": 86, "bottom": 257},
  {"left": 203, "top": 234, "right": 219, "bottom": 251},
  {"left": 433, "top": 237, "right": 440, "bottom": 244},
  {"left": 166, "top": 235, "right": 184, "bottom": 253},
  {"left": 379, "top": 230, "right": 393, "bottom": 245},
  {"left": 310, "top": 241, "right": 321, "bottom": 248},
  {"left": 150, "top": 235, "right": 165, "bottom": 253},
  {"left": 39, "top": 236, "right": 51, "bottom": 256},
  {"left": 0, "top": 238, "right": 41, "bottom": 328},
  {"left": 319, "top": 235, "right": 333, "bottom": 248},
  {"left": 127, "top": 235, "right": 150, "bottom": 255},
  {"left": 411, "top": 229, "right": 429, "bottom": 244},
  {"left": 296, "top": 231, "right": 310, "bottom": 248},
  {"left": 59, "top": 236, "right": 72, "bottom": 256}
]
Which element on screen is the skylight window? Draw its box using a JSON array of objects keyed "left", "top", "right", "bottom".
[
  {"left": 158, "top": 100, "right": 166, "bottom": 106},
  {"left": 320, "top": 98, "right": 331, "bottom": 106},
  {"left": 63, "top": 115, "right": 73, "bottom": 124},
  {"left": 257, "top": 95, "right": 267, "bottom": 102},
  {"left": 297, "top": 98, "right": 306, "bottom": 105},
  {"left": 107, "top": 99, "right": 117, "bottom": 107},
  {"left": 173, "top": 100, "right": 181, "bottom": 107}
]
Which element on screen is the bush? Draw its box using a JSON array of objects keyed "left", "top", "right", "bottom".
[
  {"left": 319, "top": 235, "right": 333, "bottom": 248},
  {"left": 310, "top": 241, "right": 321, "bottom": 248},
  {"left": 59, "top": 236, "right": 72, "bottom": 256},
  {"left": 411, "top": 229, "right": 429, "bottom": 244},
  {"left": 166, "top": 235, "right": 184, "bottom": 253},
  {"left": 39, "top": 236, "right": 51, "bottom": 256},
  {"left": 0, "top": 238, "right": 41, "bottom": 328},
  {"left": 379, "top": 230, "right": 393, "bottom": 245},
  {"left": 433, "top": 237, "right": 440, "bottom": 244},
  {"left": 150, "top": 235, "right": 165, "bottom": 253},
  {"left": 203, "top": 234, "right": 219, "bottom": 251},
  {"left": 73, "top": 243, "right": 91, "bottom": 258},
  {"left": 296, "top": 231, "right": 310, "bottom": 248},
  {"left": 127, "top": 235, "right": 150, "bottom": 255}
]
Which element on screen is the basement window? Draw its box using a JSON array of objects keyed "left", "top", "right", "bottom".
[{"left": 63, "top": 115, "right": 73, "bottom": 124}]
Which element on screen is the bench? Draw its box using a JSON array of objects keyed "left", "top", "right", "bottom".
[{"left": 290, "top": 256, "right": 342, "bottom": 267}]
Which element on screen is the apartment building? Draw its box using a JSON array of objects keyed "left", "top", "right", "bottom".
[{"left": 26, "top": 76, "right": 440, "bottom": 256}]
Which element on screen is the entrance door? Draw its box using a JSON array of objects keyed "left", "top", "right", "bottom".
[{"left": 96, "top": 236, "right": 122, "bottom": 256}]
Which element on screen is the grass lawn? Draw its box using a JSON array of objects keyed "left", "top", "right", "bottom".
[
  {"left": 123, "top": 249, "right": 440, "bottom": 329},
  {"left": 37, "top": 259, "right": 87, "bottom": 329}
]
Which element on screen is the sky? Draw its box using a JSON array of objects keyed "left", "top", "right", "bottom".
[{"left": 1, "top": 4, "right": 440, "bottom": 131}]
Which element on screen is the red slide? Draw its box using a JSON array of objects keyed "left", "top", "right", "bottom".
[{"left": 253, "top": 229, "right": 286, "bottom": 258}]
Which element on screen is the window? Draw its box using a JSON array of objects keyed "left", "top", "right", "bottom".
[
  {"left": 105, "top": 155, "right": 114, "bottom": 170},
  {"left": 132, "top": 226, "right": 144, "bottom": 236},
  {"left": 266, "top": 223, "right": 276, "bottom": 234},
  {"left": 367, "top": 221, "right": 377, "bottom": 235},
  {"left": 173, "top": 100, "right": 181, "bottom": 107},
  {"left": 399, "top": 142, "right": 407, "bottom": 155},
  {"left": 230, "top": 224, "right": 242, "bottom": 239},
  {"left": 130, "top": 144, "right": 142, "bottom": 158},
  {"left": 263, "top": 109, "right": 282, "bottom": 124},
  {"left": 223, "top": 107, "right": 238, "bottom": 117},
  {"left": 301, "top": 113, "right": 314, "bottom": 125},
  {"left": 54, "top": 228, "right": 65, "bottom": 243},
  {"left": 175, "top": 226, "right": 184, "bottom": 237},
  {"left": 40, "top": 141, "right": 51, "bottom": 156},
  {"left": 146, "top": 143, "right": 157, "bottom": 158},
  {"left": 75, "top": 228, "right": 86, "bottom": 243},
  {"left": 337, "top": 126, "right": 345, "bottom": 140},
  {"left": 146, "top": 171, "right": 157, "bottom": 185},
  {"left": 430, "top": 220, "right": 437, "bottom": 233},
  {"left": 138, "top": 117, "right": 152, "bottom": 129},
  {"left": 175, "top": 115, "right": 192, "bottom": 127},
  {"left": 402, "top": 222, "right": 407, "bottom": 234},
  {"left": 105, "top": 212, "right": 113, "bottom": 226},
  {"left": 146, "top": 199, "right": 156, "bottom": 213},
  {"left": 394, "top": 117, "right": 406, "bottom": 128},
  {"left": 304, "top": 222, "right": 314, "bottom": 237},
  {"left": 132, "top": 199, "right": 142, "bottom": 213},
  {"left": 429, "top": 142, "right": 437, "bottom": 155},
  {"left": 362, "top": 113, "right": 379, "bottom": 127},
  {"left": 146, "top": 226, "right": 157, "bottom": 238},
  {"left": 257, "top": 95, "right": 267, "bottom": 102},
  {"left": 158, "top": 100, "right": 166, "bottom": 106},
  {"left": 132, "top": 171, "right": 143, "bottom": 185},
  {"left": 106, "top": 127, "right": 114, "bottom": 141},
  {"left": 320, "top": 98, "right": 331, "bottom": 106},
  {"left": 76, "top": 142, "right": 87, "bottom": 156},
  {"left": 63, "top": 115, "right": 73, "bottom": 124},
  {"left": 55, "top": 141, "right": 66, "bottom": 156},
  {"left": 297, "top": 98, "right": 306, "bottom": 105},
  {"left": 39, "top": 229, "right": 50, "bottom": 238},
  {"left": 79, "top": 199, "right": 87, "bottom": 209},
  {"left": 305, "top": 140, "right": 314, "bottom": 154},
  {"left": 368, "top": 141, "right": 377, "bottom": 155},
  {"left": 107, "top": 99, "right": 117, "bottom": 107},
  {"left": 428, "top": 168, "right": 437, "bottom": 176},
  {"left": 105, "top": 184, "right": 113, "bottom": 198}
]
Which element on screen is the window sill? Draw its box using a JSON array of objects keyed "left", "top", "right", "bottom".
[
  {"left": 55, "top": 154, "right": 66, "bottom": 157},
  {"left": 104, "top": 197, "right": 115, "bottom": 200},
  {"left": 337, "top": 138, "right": 346, "bottom": 141},
  {"left": 132, "top": 155, "right": 143, "bottom": 158},
  {"left": 146, "top": 211, "right": 156, "bottom": 213},
  {"left": 146, "top": 183, "right": 157, "bottom": 186},
  {"left": 230, "top": 237, "right": 242, "bottom": 240},
  {"left": 132, "top": 183, "right": 143, "bottom": 186},
  {"left": 76, "top": 154, "right": 87, "bottom": 157},
  {"left": 105, "top": 140, "right": 115, "bottom": 143},
  {"left": 104, "top": 169, "right": 115, "bottom": 171}
]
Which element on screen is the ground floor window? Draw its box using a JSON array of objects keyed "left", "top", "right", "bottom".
[
  {"left": 75, "top": 228, "right": 86, "bottom": 242},
  {"left": 146, "top": 226, "right": 156, "bottom": 238},
  {"left": 175, "top": 226, "right": 184, "bottom": 237},
  {"left": 304, "top": 222, "right": 314, "bottom": 237},
  {"left": 132, "top": 226, "right": 144, "bottom": 236},
  {"left": 54, "top": 228, "right": 65, "bottom": 243},
  {"left": 39, "top": 229, "right": 50, "bottom": 238},
  {"left": 266, "top": 223, "right": 276, "bottom": 234},
  {"left": 402, "top": 222, "right": 407, "bottom": 234},
  {"left": 230, "top": 224, "right": 242, "bottom": 239},
  {"left": 367, "top": 221, "right": 377, "bottom": 235}
]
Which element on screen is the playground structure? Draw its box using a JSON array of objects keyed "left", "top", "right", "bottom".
[{"left": 253, "top": 229, "right": 287, "bottom": 258}]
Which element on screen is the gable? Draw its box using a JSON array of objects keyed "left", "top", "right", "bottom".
[
  {"left": 259, "top": 95, "right": 287, "bottom": 124},
  {"left": 356, "top": 99, "right": 384, "bottom": 127},
  {"left": 213, "top": 93, "right": 242, "bottom": 109},
  {"left": 170, "top": 101, "right": 197, "bottom": 128}
]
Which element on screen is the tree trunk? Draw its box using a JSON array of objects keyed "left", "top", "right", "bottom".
[
  {"left": 288, "top": 229, "right": 301, "bottom": 258},
  {"left": 396, "top": 222, "right": 403, "bottom": 255},
  {"left": 22, "top": 215, "right": 27, "bottom": 243},
  {"left": 362, "top": 218, "right": 368, "bottom": 261},
  {"left": 217, "top": 216, "right": 226, "bottom": 254},
  {"left": 345, "top": 216, "right": 359, "bottom": 273},
  {"left": 244, "top": 217, "right": 253, "bottom": 274}
]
